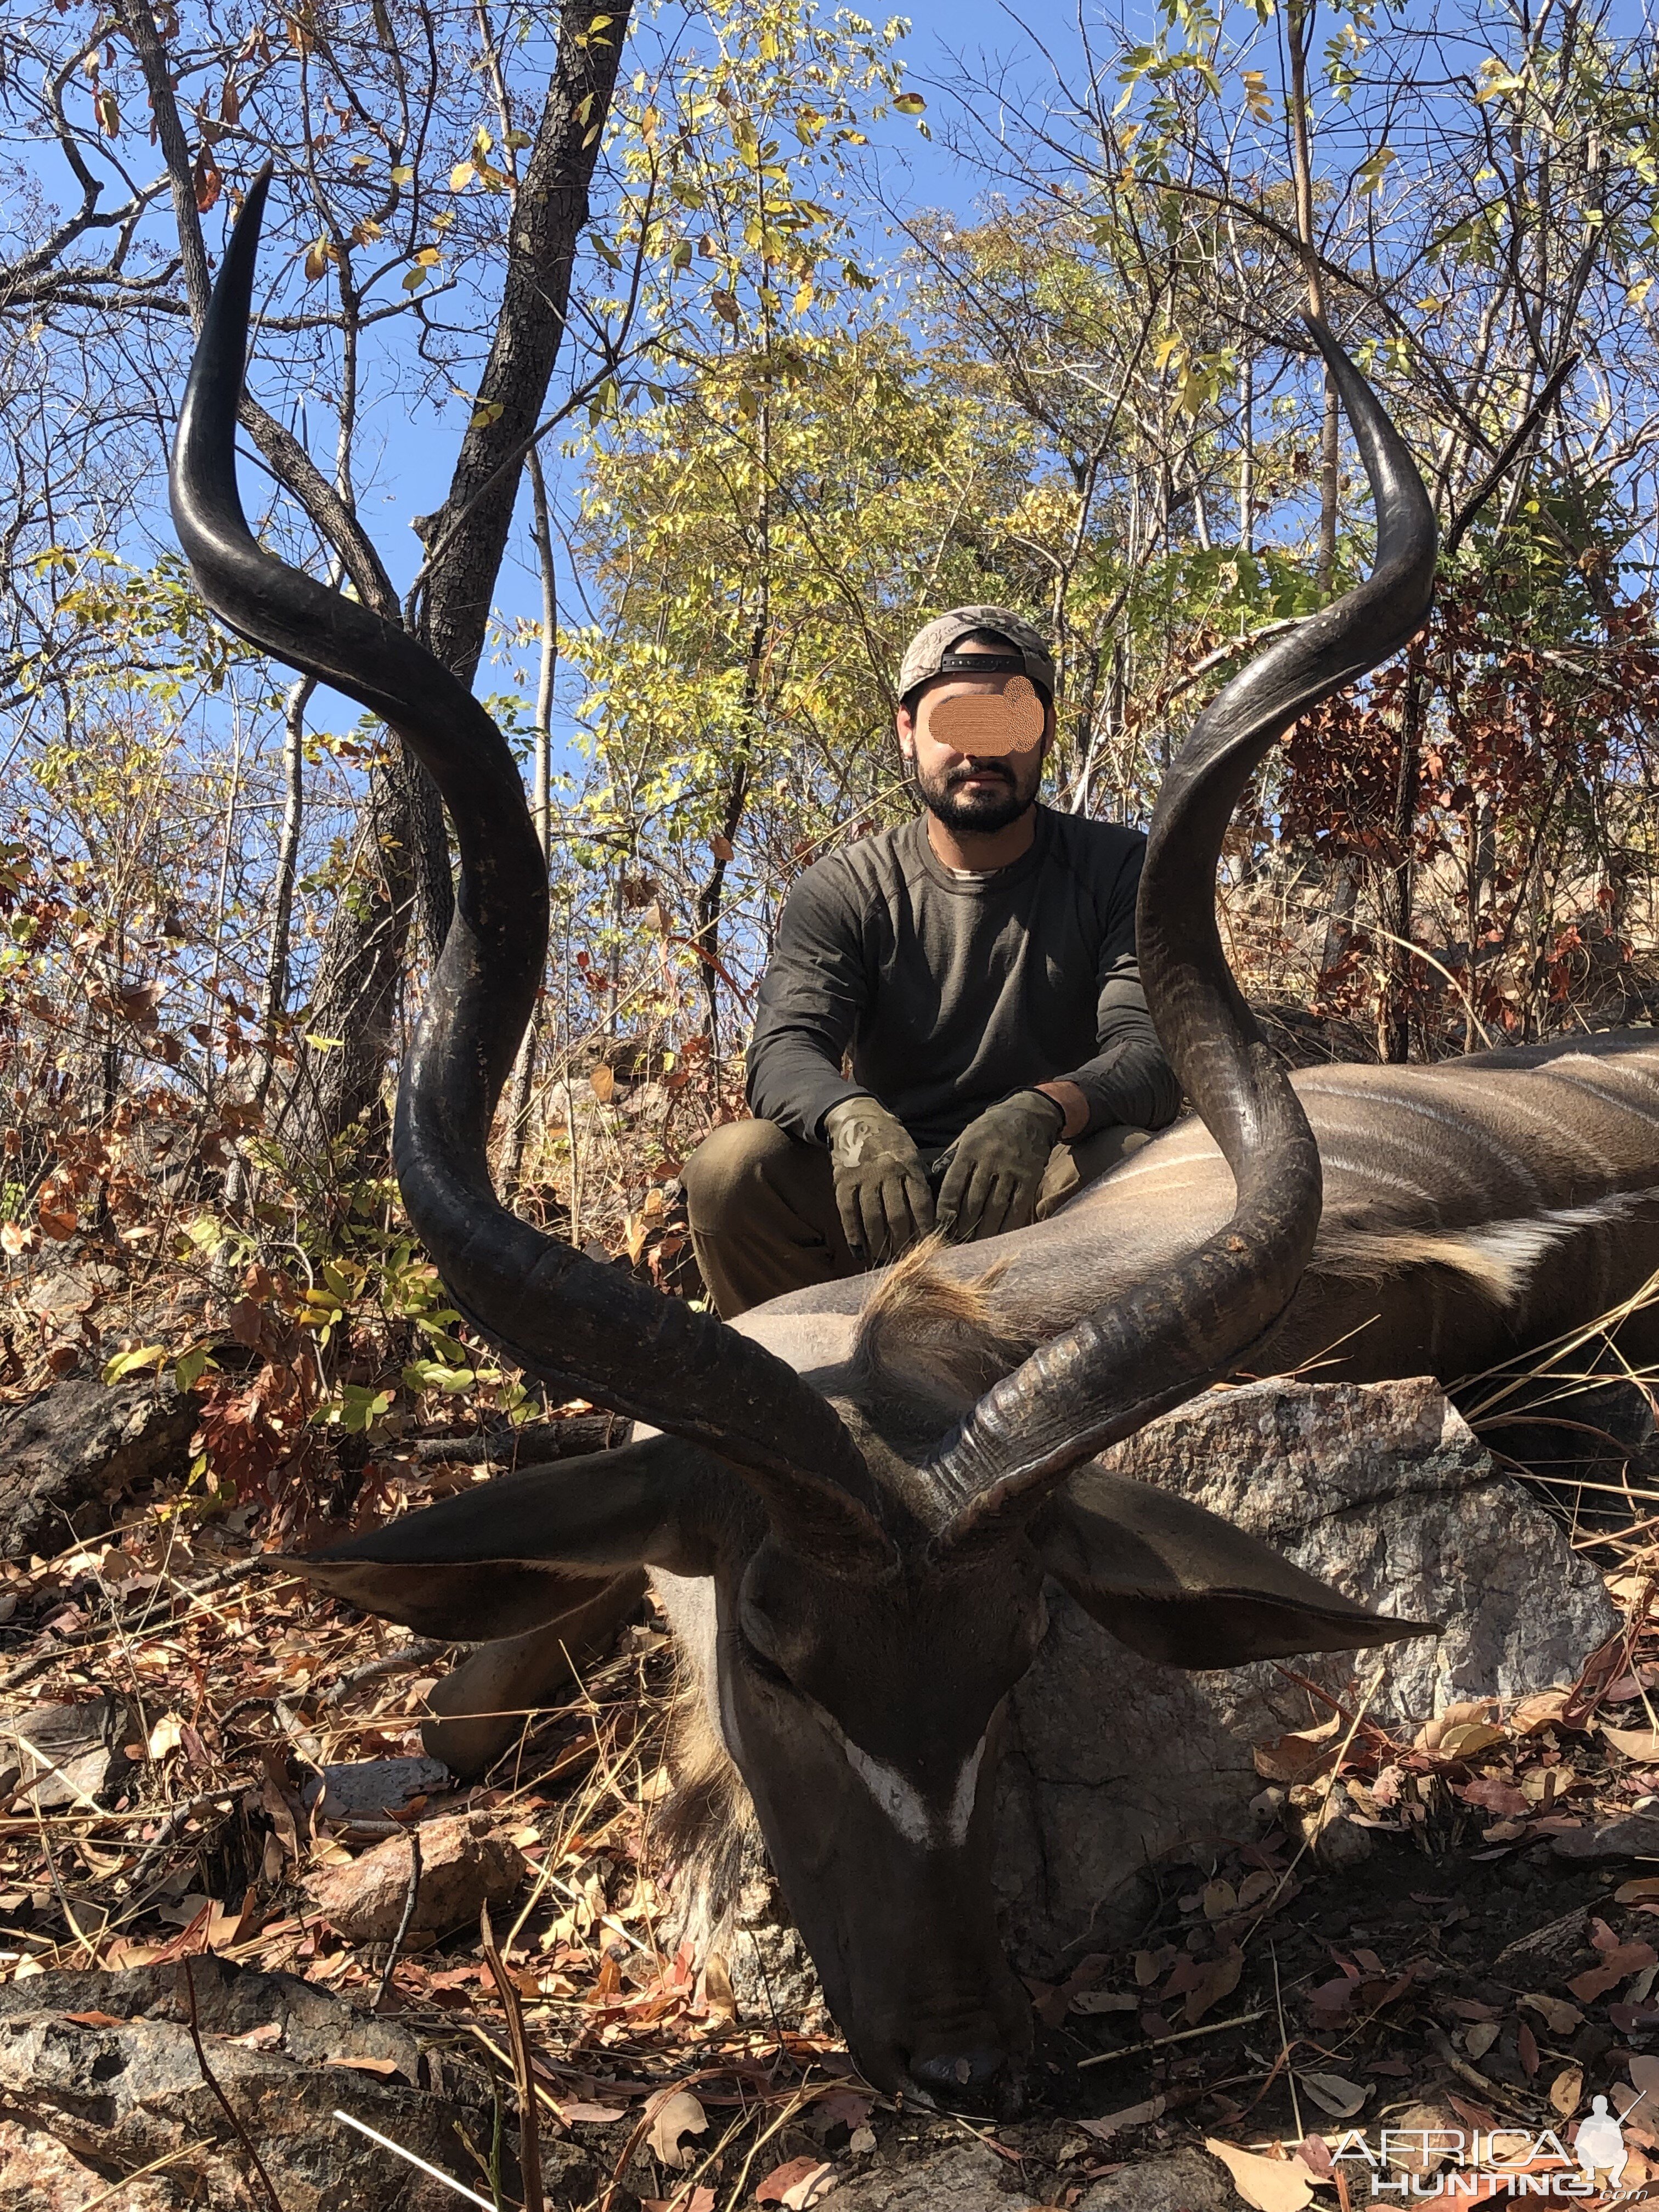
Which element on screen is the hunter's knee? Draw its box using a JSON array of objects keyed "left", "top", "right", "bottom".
[{"left": 681, "top": 1117, "right": 798, "bottom": 1231}]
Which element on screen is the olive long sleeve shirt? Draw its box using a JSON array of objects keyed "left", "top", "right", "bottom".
[{"left": 744, "top": 807, "right": 1181, "bottom": 1151}]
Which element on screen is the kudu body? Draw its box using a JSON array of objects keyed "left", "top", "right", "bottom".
[{"left": 172, "top": 175, "right": 1659, "bottom": 2112}]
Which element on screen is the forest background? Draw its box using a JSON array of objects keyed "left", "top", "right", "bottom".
[{"left": 3, "top": 0, "right": 1657, "bottom": 1510}]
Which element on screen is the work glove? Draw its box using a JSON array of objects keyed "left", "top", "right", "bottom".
[
  {"left": 934, "top": 1089, "right": 1066, "bottom": 1245},
  {"left": 823, "top": 1096, "right": 936, "bottom": 1265}
]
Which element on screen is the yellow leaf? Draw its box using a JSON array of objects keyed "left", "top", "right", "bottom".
[
  {"left": 470, "top": 399, "right": 504, "bottom": 429},
  {"left": 1204, "top": 2139, "right": 1317, "bottom": 2211},
  {"left": 1153, "top": 332, "right": 1183, "bottom": 373},
  {"left": 1437, "top": 1720, "right": 1508, "bottom": 1760},
  {"left": 893, "top": 92, "right": 926, "bottom": 115},
  {"left": 147, "top": 1713, "right": 183, "bottom": 1761},
  {"left": 1550, "top": 2063, "right": 1584, "bottom": 2119},
  {"left": 303, "top": 237, "right": 331, "bottom": 281},
  {"left": 1629, "top": 277, "right": 1655, "bottom": 308},
  {"left": 391, "top": 162, "right": 414, "bottom": 184},
  {"left": 449, "top": 161, "right": 476, "bottom": 191}
]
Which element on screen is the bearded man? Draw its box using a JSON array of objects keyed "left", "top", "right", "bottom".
[{"left": 681, "top": 606, "right": 1181, "bottom": 1319}]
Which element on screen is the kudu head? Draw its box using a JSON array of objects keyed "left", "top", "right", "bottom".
[{"left": 172, "top": 170, "right": 1438, "bottom": 2113}]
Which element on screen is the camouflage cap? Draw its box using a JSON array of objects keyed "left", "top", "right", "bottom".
[{"left": 897, "top": 605, "right": 1056, "bottom": 705}]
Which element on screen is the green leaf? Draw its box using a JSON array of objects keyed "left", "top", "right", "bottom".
[{"left": 103, "top": 1344, "right": 168, "bottom": 1384}]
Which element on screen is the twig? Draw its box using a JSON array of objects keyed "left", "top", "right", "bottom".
[
  {"left": 1272, "top": 1943, "right": 1304, "bottom": 2143},
  {"left": 180, "top": 1956, "right": 286, "bottom": 2212},
  {"left": 480, "top": 1901, "right": 544, "bottom": 2212},
  {"left": 323, "top": 1639, "right": 448, "bottom": 1708},
  {"left": 2, "top": 1558, "right": 291, "bottom": 1691},
  {"left": 333, "top": 2109, "right": 496, "bottom": 2209},
  {"left": 374, "top": 1831, "right": 421, "bottom": 2012},
  {"left": 1076, "top": 2009, "right": 1268, "bottom": 2068},
  {"left": 128, "top": 1790, "right": 244, "bottom": 1891}
]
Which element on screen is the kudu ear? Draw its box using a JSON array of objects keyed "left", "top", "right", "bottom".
[
  {"left": 1037, "top": 1463, "right": 1437, "bottom": 1668},
  {"left": 288, "top": 1434, "right": 720, "bottom": 1641}
]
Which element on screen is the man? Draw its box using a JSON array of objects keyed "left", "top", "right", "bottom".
[{"left": 682, "top": 605, "right": 1181, "bottom": 1318}]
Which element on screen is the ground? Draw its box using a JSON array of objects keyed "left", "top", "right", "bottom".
[{"left": 3, "top": 1403, "right": 1659, "bottom": 2211}]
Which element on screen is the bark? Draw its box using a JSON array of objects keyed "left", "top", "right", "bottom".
[{"left": 1284, "top": 0, "right": 1339, "bottom": 595}]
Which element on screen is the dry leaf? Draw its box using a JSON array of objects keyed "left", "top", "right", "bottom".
[
  {"left": 1568, "top": 1942, "right": 1657, "bottom": 2002},
  {"left": 702, "top": 1950, "right": 737, "bottom": 2023},
  {"left": 590, "top": 1064, "right": 616, "bottom": 1103},
  {"left": 1070, "top": 1989, "right": 1138, "bottom": 2014},
  {"left": 1632, "top": 2055, "right": 1659, "bottom": 2097},
  {"left": 327, "top": 2054, "right": 399, "bottom": 2076},
  {"left": 1438, "top": 1721, "right": 1508, "bottom": 1760},
  {"left": 558, "top": 2101, "right": 629, "bottom": 2125},
  {"left": 755, "top": 2158, "right": 834, "bottom": 2208},
  {"left": 1617, "top": 1880, "right": 1659, "bottom": 1905},
  {"left": 1518, "top": 2020, "right": 1540, "bottom": 2080},
  {"left": 1184, "top": 1946, "right": 1243, "bottom": 2025},
  {"left": 1204, "top": 2138, "right": 1317, "bottom": 2210},
  {"left": 1550, "top": 2064, "right": 1584, "bottom": 2119},
  {"left": 1603, "top": 1724, "right": 1659, "bottom": 1760},
  {"left": 146, "top": 1713, "right": 183, "bottom": 1761},
  {"left": 1079, "top": 2094, "right": 1166, "bottom": 2140},
  {"left": 1520, "top": 1992, "right": 1584, "bottom": 2034},
  {"left": 1253, "top": 1713, "right": 1342, "bottom": 1783},
  {"left": 1298, "top": 2071, "right": 1368, "bottom": 2118},
  {"left": 1509, "top": 1690, "right": 1571, "bottom": 1734},
  {"left": 1464, "top": 2023, "right": 1501, "bottom": 2061},
  {"left": 648, "top": 2090, "right": 709, "bottom": 2170},
  {"left": 1202, "top": 1878, "right": 1238, "bottom": 1920}
]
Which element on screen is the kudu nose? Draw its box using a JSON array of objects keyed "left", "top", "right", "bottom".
[{"left": 906, "top": 2045, "right": 1017, "bottom": 2113}]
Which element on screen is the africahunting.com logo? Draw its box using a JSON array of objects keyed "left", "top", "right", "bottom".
[{"left": 1327, "top": 2100, "right": 1639, "bottom": 2198}]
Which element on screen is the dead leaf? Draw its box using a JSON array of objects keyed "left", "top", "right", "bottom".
[
  {"left": 1202, "top": 1879, "right": 1238, "bottom": 1920},
  {"left": 557, "top": 2102, "right": 629, "bottom": 2125},
  {"left": 648, "top": 2090, "right": 709, "bottom": 2171},
  {"left": 1205, "top": 2137, "right": 1317, "bottom": 2210},
  {"left": 1568, "top": 1942, "right": 1656, "bottom": 2002},
  {"left": 235, "top": 2022, "right": 283, "bottom": 2049},
  {"left": 1438, "top": 1721, "right": 1508, "bottom": 1760},
  {"left": 1070, "top": 1989, "right": 1138, "bottom": 2014},
  {"left": 1298, "top": 2071, "right": 1368, "bottom": 2118},
  {"left": 146, "top": 1713, "right": 183, "bottom": 1761},
  {"left": 1183, "top": 1947, "right": 1243, "bottom": 2025},
  {"left": 755, "top": 2158, "right": 834, "bottom": 2208},
  {"left": 710, "top": 832, "right": 734, "bottom": 864},
  {"left": 1550, "top": 2064, "right": 1584, "bottom": 2119},
  {"left": 63, "top": 2010, "right": 126, "bottom": 2027},
  {"left": 589, "top": 1064, "right": 617, "bottom": 1103},
  {"left": 1518, "top": 2021, "right": 1540, "bottom": 2080},
  {"left": 1604, "top": 1724, "right": 1659, "bottom": 1760},
  {"left": 1463, "top": 2023, "right": 1501, "bottom": 2061},
  {"left": 703, "top": 1951, "right": 737, "bottom": 2023},
  {"left": 1521, "top": 1993, "right": 1584, "bottom": 2035},
  {"left": 327, "top": 2055, "right": 400, "bottom": 2076},
  {"left": 1253, "top": 1713, "right": 1342, "bottom": 1783},
  {"left": 1634, "top": 2056, "right": 1659, "bottom": 2097},
  {"left": 1617, "top": 1880, "right": 1659, "bottom": 1905},
  {"left": 1079, "top": 2094, "right": 1166, "bottom": 2140}
]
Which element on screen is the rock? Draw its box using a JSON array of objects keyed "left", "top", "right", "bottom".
[
  {"left": 1494, "top": 1906, "right": 1598, "bottom": 1981},
  {"left": 819, "top": 2139, "right": 1046, "bottom": 2209},
  {"left": 1551, "top": 1812, "right": 1659, "bottom": 1863},
  {"left": 1078, "top": 2146, "right": 1241, "bottom": 2209},
  {"left": 0, "top": 1955, "right": 589, "bottom": 2211},
  {"left": 0, "top": 1694, "right": 139, "bottom": 1809},
  {"left": 306, "top": 1754, "right": 452, "bottom": 1823},
  {"left": 0, "top": 1373, "right": 196, "bottom": 1561},
  {"left": 995, "top": 1377, "right": 1618, "bottom": 1967},
  {"left": 306, "top": 1811, "right": 528, "bottom": 1942}
]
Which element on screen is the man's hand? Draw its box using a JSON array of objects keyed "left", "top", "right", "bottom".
[
  {"left": 935, "top": 1090, "right": 1066, "bottom": 1244},
  {"left": 823, "top": 1097, "right": 936, "bottom": 1264}
]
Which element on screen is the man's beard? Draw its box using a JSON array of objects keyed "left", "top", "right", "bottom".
[{"left": 916, "top": 757, "right": 1037, "bottom": 836}]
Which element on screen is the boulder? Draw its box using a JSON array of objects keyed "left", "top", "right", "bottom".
[
  {"left": 305, "top": 1810, "right": 528, "bottom": 1942},
  {"left": 0, "top": 1693, "right": 140, "bottom": 1809},
  {"left": 994, "top": 1376, "right": 1617, "bottom": 1967},
  {"left": 0, "top": 1955, "right": 588, "bottom": 2210},
  {"left": 1079, "top": 2147, "right": 1240, "bottom": 2209},
  {"left": 818, "top": 2138, "right": 1047, "bottom": 2210},
  {"left": 0, "top": 1373, "right": 196, "bottom": 1561}
]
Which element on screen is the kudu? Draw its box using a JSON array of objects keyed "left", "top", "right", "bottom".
[{"left": 173, "top": 174, "right": 1659, "bottom": 2112}]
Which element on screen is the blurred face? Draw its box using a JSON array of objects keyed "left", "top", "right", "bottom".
[{"left": 898, "top": 656, "right": 1051, "bottom": 836}]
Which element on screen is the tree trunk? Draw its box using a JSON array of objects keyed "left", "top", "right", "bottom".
[{"left": 298, "top": 0, "right": 631, "bottom": 1146}]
